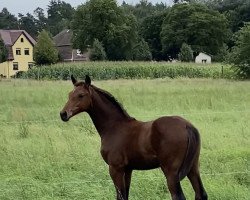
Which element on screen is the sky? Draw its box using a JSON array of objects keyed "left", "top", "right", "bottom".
[{"left": 1, "top": 0, "right": 173, "bottom": 17}]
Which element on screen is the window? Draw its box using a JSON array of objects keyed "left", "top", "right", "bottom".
[
  {"left": 28, "top": 62, "right": 33, "bottom": 69},
  {"left": 21, "top": 38, "right": 24, "bottom": 42},
  {"left": 16, "top": 48, "right": 21, "bottom": 55},
  {"left": 13, "top": 62, "right": 19, "bottom": 70},
  {"left": 24, "top": 48, "right": 30, "bottom": 55}
]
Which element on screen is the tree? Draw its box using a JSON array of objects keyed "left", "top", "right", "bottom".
[
  {"left": 121, "top": 0, "right": 167, "bottom": 25},
  {"left": 18, "top": 13, "right": 38, "bottom": 38},
  {"left": 206, "top": 0, "right": 250, "bottom": 32},
  {"left": 161, "top": 3, "right": 229, "bottom": 59},
  {"left": 0, "top": 8, "right": 18, "bottom": 29},
  {"left": 140, "top": 11, "right": 168, "bottom": 60},
  {"left": 47, "top": 0, "right": 75, "bottom": 36},
  {"left": 174, "top": 0, "right": 192, "bottom": 3},
  {"left": 178, "top": 43, "right": 193, "bottom": 62},
  {"left": 34, "top": 7, "right": 48, "bottom": 33},
  {"left": 213, "top": 43, "right": 229, "bottom": 62},
  {"left": 90, "top": 39, "right": 107, "bottom": 61},
  {"left": 34, "top": 30, "right": 58, "bottom": 65},
  {"left": 132, "top": 38, "right": 152, "bottom": 61},
  {"left": 228, "top": 23, "right": 250, "bottom": 79},
  {"left": 0, "top": 38, "right": 8, "bottom": 63},
  {"left": 72, "top": 0, "right": 138, "bottom": 60}
]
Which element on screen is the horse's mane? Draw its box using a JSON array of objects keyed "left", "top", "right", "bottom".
[
  {"left": 74, "top": 81, "right": 134, "bottom": 120},
  {"left": 91, "top": 85, "right": 134, "bottom": 120}
]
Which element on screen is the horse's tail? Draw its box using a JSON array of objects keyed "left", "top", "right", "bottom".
[{"left": 178, "top": 125, "right": 201, "bottom": 180}]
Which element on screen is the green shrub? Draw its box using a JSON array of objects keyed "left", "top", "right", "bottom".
[
  {"left": 178, "top": 43, "right": 193, "bottom": 62},
  {"left": 228, "top": 23, "right": 250, "bottom": 79},
  {"left": 34, "top": 30, "right": 59, "bottom": 65},
  {"left": 132, "top": 39, "right": 152, "bottom": 61},
  {"left": 0, "top": 38, "right": 8, "bottom": 63},
  {"left": 90, "top": 39, "right": 106, "bottom": 61}
]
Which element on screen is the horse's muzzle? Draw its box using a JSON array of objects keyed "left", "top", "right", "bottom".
[{"left": 60, "top": 111, "right": 69, "bottom": 122}]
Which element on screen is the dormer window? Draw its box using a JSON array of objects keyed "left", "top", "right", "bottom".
[{"left": 21, "top": 38, "right": 24, "bottom": 42}]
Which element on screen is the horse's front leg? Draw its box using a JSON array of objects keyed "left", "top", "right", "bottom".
[{"left": 109, "top": 165, "right": 127, "bottom": 200}]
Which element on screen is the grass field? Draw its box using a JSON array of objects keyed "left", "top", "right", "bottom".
[{"left": 0, "top": 78, "right": 249, "bottom": 200}]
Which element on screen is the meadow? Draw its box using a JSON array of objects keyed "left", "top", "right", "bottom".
[{"left": 0, "top": 78, "right": 249, "bottom": 199}]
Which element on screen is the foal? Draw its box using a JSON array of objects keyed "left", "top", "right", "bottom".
[{"left": 60, "top": 75, "right": 207, "bottom": 200}]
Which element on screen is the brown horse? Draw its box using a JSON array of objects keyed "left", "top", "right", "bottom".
[{"left": 60, "top": 75, "right": 207, "bottom": 200}]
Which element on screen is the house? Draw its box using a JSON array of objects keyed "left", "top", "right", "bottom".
[
  {"left": 53, "top": 29, "right": 89, "bottom": 62},
  {"left": 0, "top": 30, "right": 36, "bottom": 78},
  {"left": 195, "top": 52, "right": 211, "bottom": 64}
]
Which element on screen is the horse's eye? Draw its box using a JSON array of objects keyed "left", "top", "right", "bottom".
[{"left": 78, "top": 94, "right": 85, "bottom": 98}]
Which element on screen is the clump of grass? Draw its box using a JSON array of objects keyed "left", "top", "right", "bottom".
[{"left": 18, "top": 122, "right": 29, "bottom": 138}]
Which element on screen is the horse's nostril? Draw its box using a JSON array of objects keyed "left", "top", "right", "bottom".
[{"left": 60, "top": 111, "right": 68, "bottom": 121}]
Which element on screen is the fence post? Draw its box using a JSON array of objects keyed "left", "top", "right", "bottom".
[{"left": 221, "top": 65, "right": 224, "bottom": 78}]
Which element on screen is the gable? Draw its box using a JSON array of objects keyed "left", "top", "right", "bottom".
[
  {"left": 13, "top": 33, "right": 34, "bottom": 48},
  {"left": 0, "top": 30, "right": 36, "bottom": 47},
  {"left": 0, "top": 30, "right": 36, "bottom": 61},
  {"left": 197, "top": 53, "right": 211, "bottom": 59}
]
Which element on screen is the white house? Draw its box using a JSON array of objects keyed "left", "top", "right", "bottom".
[{"left": 195, "top": 53, "right": 211, "bottom": 64}]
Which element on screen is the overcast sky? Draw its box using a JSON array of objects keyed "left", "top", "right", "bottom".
[{"left": 1, "top": 0, "right": 173, "bottom": 17}]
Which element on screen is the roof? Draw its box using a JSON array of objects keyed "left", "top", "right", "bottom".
[
  {"left": 197, "top": 52, "right": 211, "bottom": 58},
  {"left": 53, "top": 29, "right": 89, "bottom": 61},
  {"left": 0, "top": 30, "right": 36, "bottom": 60},
  {"left": 53, "top": 29, "right": 72, "bottom": 47},
  {"left": 0, "top": 30, "right": 36, "bottom": 46}
]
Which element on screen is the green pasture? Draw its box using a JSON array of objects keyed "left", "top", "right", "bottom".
[{"left": 0, "top": 78, "right": 249, "bottom": 199}]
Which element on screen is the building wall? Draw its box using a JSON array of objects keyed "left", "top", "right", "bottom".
[
  {"left": 0, "top": 61, "right": 9, "bottom": 77},
  {"left": 7, "top": 34, "right": 34, "bottom": 78},
  {"left": 195, "top": 53, "right": 211, "bottom": 64}
]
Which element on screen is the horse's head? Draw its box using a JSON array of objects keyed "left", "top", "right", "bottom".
[{"left": 60, "top": 75, "right": 92, "bottom": 122}]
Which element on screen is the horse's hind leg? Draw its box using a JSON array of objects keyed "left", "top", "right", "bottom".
[
  {"left": 187, "top": 162, "right": 207, "bottom": 200},
  {"left": 161, "top": 166, "right": 186, "bottom": 200}
]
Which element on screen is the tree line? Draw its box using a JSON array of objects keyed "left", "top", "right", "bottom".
[{"left": 0, "top": 0, "right": 250, "bottom": 78}]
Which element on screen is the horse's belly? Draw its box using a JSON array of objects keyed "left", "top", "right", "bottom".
[{"left": 128, "top": 156, "right": 160, "bottom": 170}]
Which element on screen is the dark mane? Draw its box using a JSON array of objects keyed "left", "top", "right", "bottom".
[{"left": 91, "top": 85, "right": 134, "bottom": 120}]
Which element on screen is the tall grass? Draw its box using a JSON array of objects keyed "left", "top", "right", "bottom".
[
  {"left": 16, "top": 61, "right": 235, "bottom": 80},
  {"left": 0, "top": 78, "right": 249, "bottom": 199}
]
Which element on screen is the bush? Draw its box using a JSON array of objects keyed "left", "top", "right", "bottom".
[
  {"left": 90, "top": 39, "right": 106, "bottom": 61},
  {"left": 0, "top": 38, "right": 8, "bottom": 63},
  {"left": 228, "top": 23, "right": 250, "bottom": 79},
  {"left": 34, "top": 30, "right": 59, "bottom": 65},
  {"left": 132, "top": 39, "right": 152, "bottom": 61},
  {"left": 178, "top": 43, "right": 193, "bottom": 62}
]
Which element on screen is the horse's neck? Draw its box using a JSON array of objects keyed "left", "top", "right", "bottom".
[{"left": 87, "top": 89, "right": 131, "bottom": 136}]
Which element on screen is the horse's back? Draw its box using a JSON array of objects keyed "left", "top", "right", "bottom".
[{"left": 151, "top": 115, "right": 194, "bottom": 139}]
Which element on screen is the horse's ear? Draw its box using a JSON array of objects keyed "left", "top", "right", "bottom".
[
  {"left": 85, "top": 75, "right": 91, "bottom": 86},
  {"left": 71, "top": 75, "right": 77, "bottom": 85}
]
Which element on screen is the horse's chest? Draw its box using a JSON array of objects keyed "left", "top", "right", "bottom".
[{"left": 100, "top": 146, "right": 127, "bottom": 167}]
